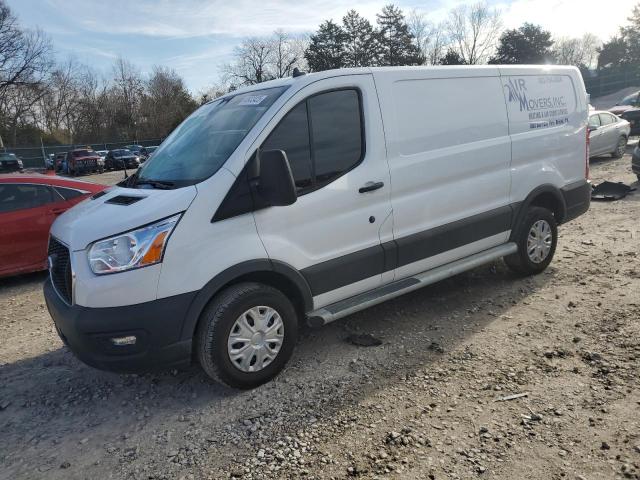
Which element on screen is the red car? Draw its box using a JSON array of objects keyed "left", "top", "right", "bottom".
[{"left": 0, "top": 174, "right": 106, "bottom": 278}]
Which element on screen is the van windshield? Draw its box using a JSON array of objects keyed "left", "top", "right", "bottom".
[{"left": 135, "top": 86, "right": 287, "bottom": 187}]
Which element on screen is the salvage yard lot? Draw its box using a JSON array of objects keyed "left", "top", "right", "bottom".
[{"left": 1, "top": 146, "right": 639, "bottom": 480}]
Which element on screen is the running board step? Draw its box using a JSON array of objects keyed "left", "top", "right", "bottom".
[{"left": 307, "top": 242, "right": 518, "bottom": 327}]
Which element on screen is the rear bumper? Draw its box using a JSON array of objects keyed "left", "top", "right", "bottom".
[
  {"left": 44, "top": 278, "right": 196, "bottom": 372},
  {"left": 561, "top": 179, "right": 591, "bottom": 223}
]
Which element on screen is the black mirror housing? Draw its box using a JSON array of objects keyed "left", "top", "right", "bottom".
[
  {"left": 588, "top": 125, "right": 598, "bottom": 132},
  {"left": 257, "top": 149, "right": 297, "bottom": 206}
]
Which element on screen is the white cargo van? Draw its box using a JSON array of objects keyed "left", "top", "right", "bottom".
[{"left": 45, "top": 66, "right": 591, "bottom": 388}]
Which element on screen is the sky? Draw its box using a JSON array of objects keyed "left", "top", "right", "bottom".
[{"left": 7, "top": 0, "right": 638, "bottom": 93}]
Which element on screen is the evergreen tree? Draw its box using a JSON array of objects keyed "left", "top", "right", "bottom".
[
  {"left": 439, "top": 49, "right": 466, "bottom": 65},
  {"left": 597, "top": 36, "right": 628, "bottom": 69},
  {"left": 376, "top": 4, "right": 422, "bottom": 66},
  {"left": 621, "top": 4, "right": 640, "bottom": 66},
  {"left": 305, "top": 20, "right": 347, "bottom": 72},
  {"left": 342, "top": 10, "right": 380, "bottom": 67},
  {"left": 489, "top": 23, "right": 553, "bottom": 64}
]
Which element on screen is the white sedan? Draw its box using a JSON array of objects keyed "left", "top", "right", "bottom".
[{"left": 588, "top": 111, "right": 631, "bottom": 159}]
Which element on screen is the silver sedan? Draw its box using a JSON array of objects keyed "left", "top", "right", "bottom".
[{"left": 588, "top": 110, "right": 631, "bottom": 159}]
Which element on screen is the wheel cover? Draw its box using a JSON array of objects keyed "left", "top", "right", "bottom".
[
  {"left": 227, "top": 306, "right": 284, "bottom": 373},
  {"left": 526, "top": 219, "right": 553, "bottom": 264}
]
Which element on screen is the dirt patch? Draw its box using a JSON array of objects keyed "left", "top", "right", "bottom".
[{"left": 1, "top": 142, "right": 639, "bottom": 480}]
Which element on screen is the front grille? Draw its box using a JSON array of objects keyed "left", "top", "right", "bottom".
[{"left": 48, "top": 237, "right": 72, "bottom": 305}]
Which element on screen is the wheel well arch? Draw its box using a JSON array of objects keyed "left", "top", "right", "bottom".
[
  {"left": 511, "top": 185, "right": 567, "bottom": 240},
  {"left": 180, "top": 259, "right": 313, "bottom": 343}
]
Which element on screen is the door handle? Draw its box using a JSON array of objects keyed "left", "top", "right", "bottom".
[{"left": 359, "top": 181, "right": 384, "bottom": 193}]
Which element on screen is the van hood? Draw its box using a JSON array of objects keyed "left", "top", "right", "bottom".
[{"left": 50, "top": 185, "right": 198, "bottom": 251}]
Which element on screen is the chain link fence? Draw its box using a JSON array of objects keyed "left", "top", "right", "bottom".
[
  {"left": 3, "top": 138, "right": 164, "bottom": 169},
  {"left": 585, "top": 67, "right": 640, "bottom": 99}
]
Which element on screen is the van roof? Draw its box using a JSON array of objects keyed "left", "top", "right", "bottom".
[{"left": 218, "top": 65, "right": 581, "bottom": 100}]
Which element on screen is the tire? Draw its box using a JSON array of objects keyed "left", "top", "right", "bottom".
[
  {"left": 612, "top": 136, "right": 627, "bottom": 158},
  {"left": 504, "top": 206, "right": 557, "bottom": 276},
  {"left": 195, "top": 282, "right": 298, "bottom": 389}
]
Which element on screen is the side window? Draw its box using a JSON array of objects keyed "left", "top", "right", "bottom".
[
  {"left": 308, "top": 90, "right": 363, "bottom": 185},
  {"left": 599, "top": 113, "right": 614, "bottom": 126},
  {"left": 0, "top": 184, "right": 55, "bottom": 212},
  {"left": 54, "top": 186, "right": 84, "bottom": 200},
  {"left": 589, "top": 115, "right": 601, "bottom": 128},
  {"left": 260, "top": 88, "right": 363, "bottom": 195},
  {"left": 261, "top": 102, "right": 313, "bottom": 190}
]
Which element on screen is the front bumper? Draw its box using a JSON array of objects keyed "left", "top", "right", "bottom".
[{"left": 44, "top": 278, "right": 196, "bottom": 372}]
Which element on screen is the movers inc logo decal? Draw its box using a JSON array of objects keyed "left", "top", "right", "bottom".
[{"left": 504, "top": 78, "right": 569, "bottom": 130}]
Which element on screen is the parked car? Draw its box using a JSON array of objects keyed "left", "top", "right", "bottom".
[
  {"left": 608, "top": 91, "right": 640, "bottom": 116},
  {"left": 54, "top": 152, "right": 67, "bottom": 172},
  {"left": 46, "top": 154, "right": 55, "bottom": 170},
  {"left": 139, "top": 145, "right": 157, "bottom": 161},
  {"left": 0, "top": 152, "right": 23, "bottom": 172},
  {"left": 588, "top": 110, "right": 630, "bottom": 158},
  {"left": 66, "top": 148, "right": 103, "bottom": 175},
  {"left": 96, "top": 150, "right": 108, "bottom": 160},
  {"left": 125, "top": 145, "right": 144, "bottom": 156},
  {"left": 632, "top": 143, "right": 640, "bottom": 181},
  {"left": 0, "top": 174, "right": 106, "bottom": 278},
  {"left": 44, "top": 65, "right": 591, "bottom": 389},
  {"left": 619, "top": 108, "right": 640, "bottom": 136},
  {"left": 105, "top": 149, "right": 140, "bottom": 170}
]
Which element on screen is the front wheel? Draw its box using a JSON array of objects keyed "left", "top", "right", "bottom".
[
  {"left": 612, "top": 136, "right": 627, "bottom": 158},
  {"left": 505, "top": 206, "right": 557, "bottom": 275},
  {"left": 195, "top": 282, "right": 298, "bottom": 389}
]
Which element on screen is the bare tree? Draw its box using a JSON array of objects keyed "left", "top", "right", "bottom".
[
  {"left": 140, "top": 66, "right": 196, "bottom": 138},
  {"left": 112, "top": 57, "right": 144, "bottom": 140},
  {"left": 554, "top": 34, "right": 601, "bottom": 68},
  {"left": 222, "top": 37, "right": 273, "bottom": 87},
  {"left": 408, "top": 11, "right": 449, "bottom": 66},
  {"left": 446, "top": 2, "right": 502, "bottom": 65},
  {"left": 0, "top": 1, "right": 52, "bottom": 102}
]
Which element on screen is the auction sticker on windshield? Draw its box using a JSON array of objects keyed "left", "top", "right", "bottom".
[
  {"left": 502, "top": 75, "right": 577, "bottom": 134},
  {"left": 239, "top": 95, "right": 268, "bottom": 106}
]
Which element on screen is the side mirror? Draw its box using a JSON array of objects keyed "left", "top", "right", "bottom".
[
  {"left": 588, "top": 125, "right": 599, "bottom": 133},
  {"left": 257, "top": 149, "right": 297, "bottom": 206}
]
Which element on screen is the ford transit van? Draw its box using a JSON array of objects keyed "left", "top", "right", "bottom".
[{"left": 44, "top": 66, "right": 591, "bottom": 388}]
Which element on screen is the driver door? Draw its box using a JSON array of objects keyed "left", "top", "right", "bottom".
[{"left": 251, "top": 75, "right": 393, "bottom": 309}]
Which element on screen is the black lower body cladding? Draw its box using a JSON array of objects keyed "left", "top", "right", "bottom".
[
  {"left": 561, "top": 179, "right": 591, "bottom": 223},
  {"left": 44, "top": 279, "right": 196, "bottom": 372}
]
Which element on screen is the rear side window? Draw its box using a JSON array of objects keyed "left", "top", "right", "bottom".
[
  {"left": 589, "top": 115, "right": 601, "bottom": 128},
  {"left": 261, "top": 89, "right": 364, "bottom": 194},
  {"left": 599, "top": 113, "right": 616, "bottom": 125},
  {"left": 54, "top": 186, "right": 85, "bottom": 200},
  {"left": 0, "top": 184, "right": 55, "bottom": 212}
]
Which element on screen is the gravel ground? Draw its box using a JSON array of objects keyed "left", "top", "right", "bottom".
[{"left": 1, "top": 144, "right": 639, "bottom": 480}]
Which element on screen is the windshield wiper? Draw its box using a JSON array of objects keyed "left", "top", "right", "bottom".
[{"left": 134, "top": 179, "right": 175, "bottom": 190}]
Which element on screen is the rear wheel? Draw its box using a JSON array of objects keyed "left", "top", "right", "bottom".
[
  {"left": 612, "top": 136, "right": 627, "bottom": 158},
  {"left": 195, "top": 282, "right": 298, "bottom": 389},
  {"left": 505, "top": 206, "right": 557, "bottom": 275}
]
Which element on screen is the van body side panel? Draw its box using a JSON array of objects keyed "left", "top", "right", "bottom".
[
  {"left": 156, "top": 168, "right": 269, "bottom": 299},
  {"left": 374, "top": 71, "right": 512, "bottom": 280},
  {"left": 500, "top": 69, "right": 588, "bottom": 205}
]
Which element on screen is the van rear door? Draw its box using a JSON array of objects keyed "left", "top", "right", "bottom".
[{"left": 251, "top": 75, "right": 393, "bottom": 309}]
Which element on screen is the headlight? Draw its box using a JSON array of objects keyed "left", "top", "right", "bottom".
[{"left": 88, "top": 214, "right": 181, "bottom": 275}]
